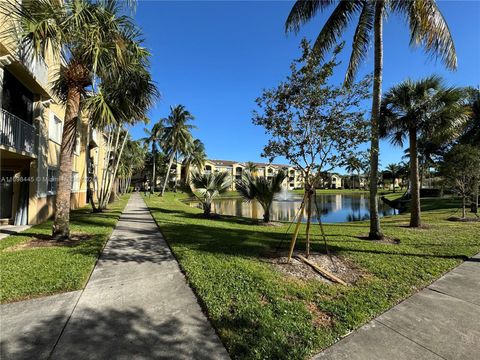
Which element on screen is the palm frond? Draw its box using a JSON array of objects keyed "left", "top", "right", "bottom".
[
  {"left": 312, "top": 1, "right": 362, "bottom": 61},
  {"left": 344, "top": 2, "right": 374, "bottom": 88},
  {"left": 285, "top": 0, "right": 336, "bottom": 33},
  {"left": 393, "top": 0, "right": 457, "bottom": 69}
]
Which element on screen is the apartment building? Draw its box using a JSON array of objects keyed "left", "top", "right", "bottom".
[
  {"left": 0, "top": 18, "right": 103, "bottom": 226},
  {"left": 171, "top": 159, "right": 305, "bottom": 191}
]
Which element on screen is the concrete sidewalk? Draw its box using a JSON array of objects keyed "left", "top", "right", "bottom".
[
  {"left": 314, "top": 253, "right": 480, "bottom": 360},
  {"left": 1, "top": 193, "right": 229, "bottom": 360}
]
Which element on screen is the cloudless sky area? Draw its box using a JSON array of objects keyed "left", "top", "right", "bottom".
[{"left": 130, "top": 0, "right": 480, "bottom": 172}]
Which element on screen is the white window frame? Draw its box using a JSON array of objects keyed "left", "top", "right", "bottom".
[
  {"left": 47, "top": 167, "right": 58, "bottom": 195},
  {"left": 74, "top": 120, "right": 81, "bottom": 155},
  {"left": 71, "top": 171, "right": 80, "bottom": 193},
  {"left": 49, "top": 113, "right": 63, "bottom": 144}
]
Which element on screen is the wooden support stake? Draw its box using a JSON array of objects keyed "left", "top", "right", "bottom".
[
  {"left": 296, "top": 255, "right": 347, "bottom": 285},
  {"left": 287, "top": 195, "right": 306, "bottom": 263}
]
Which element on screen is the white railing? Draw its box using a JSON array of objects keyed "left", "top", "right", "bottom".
[
  {"left": 0, "top": 109, "right": 36, "bottom": 155},
  {"left": 18, "top": 46, "right": 48, "bottom": 88}
]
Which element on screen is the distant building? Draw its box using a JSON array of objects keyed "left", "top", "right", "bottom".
[{"left": 171, "top": 159, "right": 305, "bottom": 191}]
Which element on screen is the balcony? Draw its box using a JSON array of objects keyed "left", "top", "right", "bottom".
[
  {"left": 0, "top": 109, "right": 36, "bottom": 156},
  {"left": 0, "top": 47, "right": 50, "bottom": 98},
  {"left": 18, "top": 46, "right": 48, "bottom": 89}
]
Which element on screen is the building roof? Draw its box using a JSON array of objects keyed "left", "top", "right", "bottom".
[{"left": 206, "top": 159, "right": 292, "bottom": 169}]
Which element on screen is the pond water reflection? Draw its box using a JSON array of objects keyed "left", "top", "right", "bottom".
[{"left": 187, "top": 193, "right": 398, "bottom": 223}]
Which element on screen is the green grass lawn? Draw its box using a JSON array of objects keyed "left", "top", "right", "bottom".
[
  {"left": 145, "top": 193, "right": 479, "bottom": 360},
  {"left": 0, "top": 195, "right": 129, "bottom": 303}
]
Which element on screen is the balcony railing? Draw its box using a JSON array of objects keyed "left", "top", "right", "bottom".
[
  {"left": 0, "top": 109, "right": 36, "bottom": 155},
  {"left": 18, "top": 46, "right": 48, "bottom": 89}
]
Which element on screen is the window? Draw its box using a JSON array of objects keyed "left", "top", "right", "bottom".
[
  {"left": 49, "top": 114, "right": 63, "bottom": 144},
  {"left": 74, "top": 128, "right": 81, "bottom": 155},
  {"left": 71, "top": 171, "right": 80, "bottom": 192},
  {"left": 47, "top": 168, "right": 58, "bottom": 195}
]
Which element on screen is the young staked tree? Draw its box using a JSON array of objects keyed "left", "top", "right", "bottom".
[
  {"left": 236, "top": 171, "right": 287, "bottom": 223},
  {"left": 253, "top": 41, "right": 370, "bottom": 257},
  {"left": 4, "top": 0, "right": 156, "bottom": 239},
  {"left": 286, "top": 0, "right": 457, "bottom": 239},
  {"left": 160, "top": 105, "right": 195, "bottom": 196},
  {"left": 380, "top": 76, "right": 469, "bottom": 227},
  {"left": 440, "top": 144, "right": 480, "bottom": 219}
]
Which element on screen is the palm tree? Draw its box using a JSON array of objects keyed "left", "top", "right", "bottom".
[
  {"left": 5, "top": 0, "right": 153, "bottom": 239},
  {"left": 380, "top": 76, "right": 469, "bottom": 227},
  {"left": 142, "top": 121, "right": 164, "bottom": 191},
  {"left": 183, "top": 139, "right": 207, "bottom": 184},
  {"left": 189, "top": 171, "right": 231, "bottom": 217},
  {"left": 244, "top": 161, "right": 259, "bottom": 175},
  {"left": 236, "top": 171, "right": 286, "bottom": 223},
  {"left": 385, "top": 163, "right": 400, "bottom": 192},
  {"left": 286, "top": 0, "right": 457, "bottom": 239},
  {"left": 160, "top": 105, "right": 195, "bottom": 196},
  {"left": 460, "top": 87, "right": 480, "bottom": 146},
  {"left": 344, "top": 156, "right": 362, "bottom": 189},
  {"left": 117, "top": 139, "right": 145, "bottom": 194},
  {"left": 87, "top": 62, "right": 157, "bottom": 210}
]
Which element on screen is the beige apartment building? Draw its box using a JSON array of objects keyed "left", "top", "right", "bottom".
[
  {"left": 0, "top": 16, "right": 106, "bottom": 226},
  {"left": 171, "top": 159, "right": 305, "bottom": 191}
]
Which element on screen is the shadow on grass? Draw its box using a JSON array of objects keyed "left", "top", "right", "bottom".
[
  {"left": 0, "top": 307, "right": 226, "bottom": 360},
  {"left": 148, "top": 205, "right": 473, "bottom": 262}
]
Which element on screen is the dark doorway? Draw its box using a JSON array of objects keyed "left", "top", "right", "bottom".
[
  {"left": 2, "top": 69, "right": 34, "bottom": 124},
  {"left": 0, "top": 170, "right": 14, "bottom": 219}
]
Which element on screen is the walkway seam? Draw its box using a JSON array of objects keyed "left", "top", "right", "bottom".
[
  {"left": 373, "top": 318, "right": 448, "bottom": 360},
  {"left": 46, "top": 196, "right": 130, "bottom": 359},
  {"left": 426, "top": 287, "right": 480, "bottom": 308},
  {"left": 144, "top": 194, "right": 231, "bottom": 355}
]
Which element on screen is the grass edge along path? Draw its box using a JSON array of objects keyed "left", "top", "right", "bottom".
[
  {"left": 0, "top": 194, "right": 130, "bottom": 303},
  {"left": 145, "top": 192, "right": 480, "bottom": 360}
]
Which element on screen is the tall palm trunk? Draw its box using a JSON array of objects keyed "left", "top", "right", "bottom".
[
  {"left": 185, "top": 163, "right": 191, "bottom": 185},
  {"left": 368, "top": 1, "right": 384, "bottom": 240},
  {"left": 409, "top": 128, "right": 422, "bottom": 227},
  {"left": 161, "top": 154, "right": 174, "bottom": 196},
  {"left": 152, "top": 147, "right": 156, "bottom": 191},
  {"left": 52, "top": 86, "right": 81, "bottom": 240}
]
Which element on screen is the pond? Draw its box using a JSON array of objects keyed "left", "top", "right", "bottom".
[{"left": 187, "top": 193, "right": 399, "bottom": 223}]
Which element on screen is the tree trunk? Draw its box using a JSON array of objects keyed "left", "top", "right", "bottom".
[
  {"left": 305, "top": 188, "right": 313, "bottom": 257},
  {"left": 174, "top": 153, "right": 178, "bottom": 192},
  {"left": 161, "top": 154, "right": 175, "bottom": 196},
  {"left": 204, "top": 202, "right": 211, "bottom": 217},
  {"left": 52, "top": 86, "right": 81, "bottom": 240},
  {"left": 409, "top": 128, "right": 422, "bottom": 227},
  {"left": 263, "top": 207, "right": 270, "bottom": 223},
  {"left": 152, "top": 147, "right": 156, "bottom": 192},
  {"left": 368, "top": 1, "right": 384, "bottom": 240},
  {"left": 462, "top": 195, "right": 466, "bottom": 219}
]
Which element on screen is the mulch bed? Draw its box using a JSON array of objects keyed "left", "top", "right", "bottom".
[
  {"left": 4, "top": 233, "right": 90, "bottom": 252},
  {"left": 263, "top": 251, "right": 367, "bottom": 285}
]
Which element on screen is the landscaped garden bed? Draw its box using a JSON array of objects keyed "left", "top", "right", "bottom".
[{"left": 145, "top": 193, "right": 480, "bottom": 360}]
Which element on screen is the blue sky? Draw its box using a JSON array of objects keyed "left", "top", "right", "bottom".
[{"left": 130, "top": 0, "right": 480, "bottom": 172}]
